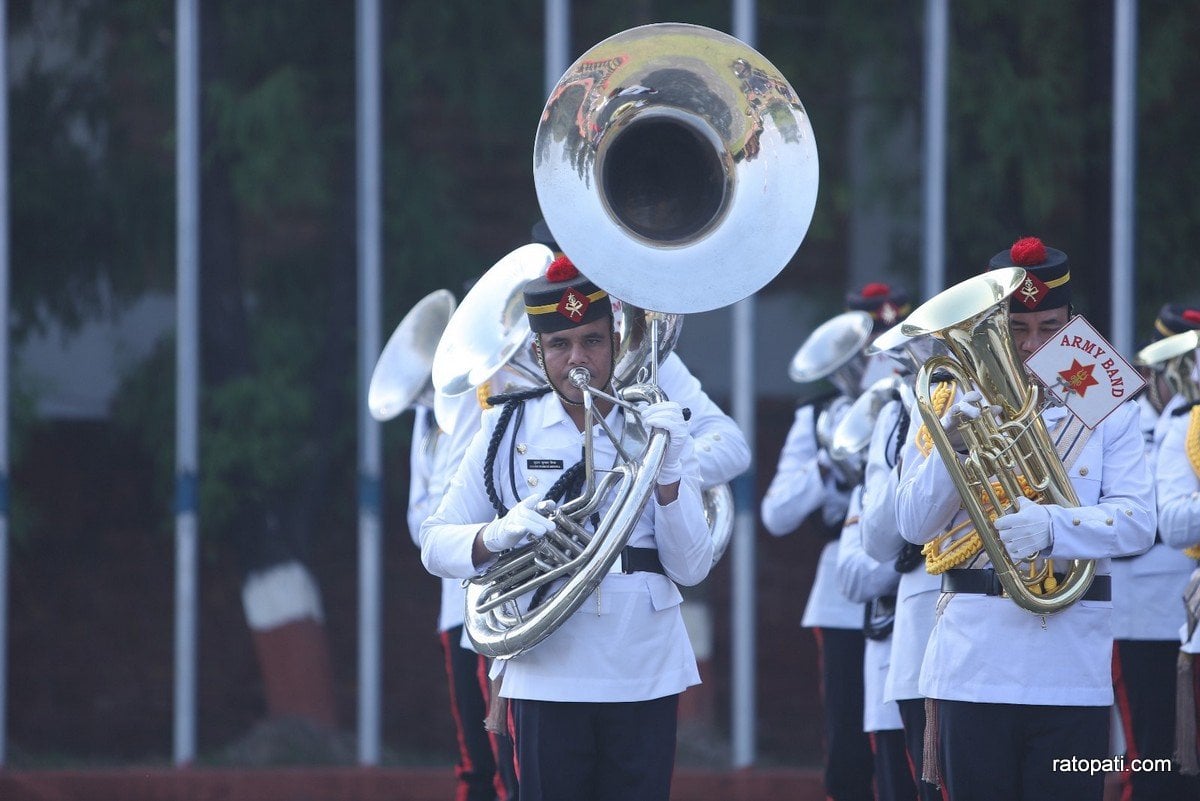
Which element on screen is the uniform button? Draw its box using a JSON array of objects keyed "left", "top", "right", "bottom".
[
  {"left": 1125, "top": 509, "right": 1134, "bottom": 516},
  {"left": 712, "top": 433, "right": 722, "bottom": 441},
  {"left": 702, "top": 444, "right": 712, "bottom": 452},
  {"left": 1072, "top": 518, "right": 1081, "bottom": 526},
  {"left": 516, "top": 444, "right": 528, "bottom": 454},
  {"left": 1078, "top": 467, "right": 1089, "bottom": 477},
  {"left": 1105, "top": 518, "right": 1113, "bottom": 526},
  {"left": 527, "top": 477, "right": 539, "bottom": 488}
]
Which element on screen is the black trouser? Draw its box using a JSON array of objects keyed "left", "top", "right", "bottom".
[
  {"left": 936, "top": 699, "right": 1108, "bottom": 801},
  {"left": 814, "top": 627, "right": 875, "bottom": 801},
  {"left": 441, "top": 626, "right": 517, "bottom": 801},
  {"left": 511, "top": 694, "right": 679, "bottom": 801},
  {"left": 872, "top": 728, "right": 918, "bottom": 801},
  {"left": 1114, "top": 640, "right": 1200, "bottom": 801},
  {"left": 898, "top": 697, "right": 943, "bottom": 801}
]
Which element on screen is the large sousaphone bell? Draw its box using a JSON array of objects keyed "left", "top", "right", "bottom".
[{"left": 464, "top": 23, "right": 819, "bottom": 659}]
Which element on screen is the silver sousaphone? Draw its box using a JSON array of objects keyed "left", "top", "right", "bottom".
[{"left": 465, "top": 22, "right": 819, "bottom": 659}]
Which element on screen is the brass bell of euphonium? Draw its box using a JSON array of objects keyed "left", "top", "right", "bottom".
[{"left": 900, "top": 267, "right": 1095, "bottom": 615}]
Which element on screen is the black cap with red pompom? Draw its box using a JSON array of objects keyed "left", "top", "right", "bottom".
[
  {"left": 1152, "top": 303, "right": 1200, "bottom": 341},
  {"left": 523, "top": 255, "right": 612, "bottom": 334},
  {"left": 988, "top": 236, "right": 1071, "bottom": 312},
  {"left": 846, "top": 282, "right": 912, "bottom": 332}
]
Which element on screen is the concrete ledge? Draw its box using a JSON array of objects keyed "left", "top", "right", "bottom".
[{"left": 0, "top": 767, "right": 825, "bottom": 801}]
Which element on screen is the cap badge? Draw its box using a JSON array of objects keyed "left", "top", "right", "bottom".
[
  {"left": 879, "top": 302, "right": 898, "bottom": 325},
  {"left": 558, "top": 288, "right": 589, "bottom": 321},
  {"left": 1017, "top": 273, "right": 1049, "bottom": 309}
]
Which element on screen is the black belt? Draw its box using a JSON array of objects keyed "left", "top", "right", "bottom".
[
  {"left": 942, "top": 569, "right": 1110, "bottom": 602},
  {"left": 620, "top": 546, "right": 665, "bottom": 575}
]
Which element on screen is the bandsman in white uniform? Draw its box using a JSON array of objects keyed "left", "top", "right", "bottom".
[
  {"left": 896, "top": 237, "right": 1156, "bottom": 801},
  {"left": 1112, "top": 303, "right": 1200, "bottom": 800},
  {"left": 421, "top": 257, "right": 713, "bottom": 801},
  {"left": 1151, "top": 318, "right": 1200, "bottom": 784},
  {"left": 763, "top": 283, "right": 911, "bottom": 801},
  {"left": 859, "top": 338, "right": 943, "bottom": 801}
]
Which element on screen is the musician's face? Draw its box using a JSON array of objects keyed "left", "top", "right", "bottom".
[
  {"left": 536, "top": 316, "right": 617, "bottom": 403},
  {"left": 1010, "top": 306, "right": 1071, "bottom": 359}
]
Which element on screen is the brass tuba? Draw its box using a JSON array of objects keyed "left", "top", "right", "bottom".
[
  {"left": 899, "top": 268, "right": 1095, "bottom": 615},
  {"left": 464, "top": 23, "right": 818, "bottom": 659}
]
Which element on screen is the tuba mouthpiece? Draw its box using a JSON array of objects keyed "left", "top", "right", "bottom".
[{"left": 568, "top": 367, "right": 592, "bottom": 388}]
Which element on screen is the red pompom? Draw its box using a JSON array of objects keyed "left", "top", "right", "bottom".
[
  {"left": 546, "top": 255, "right": 578, "bottom": 282},
  {"left": 1183, "top": 309, "right": 1200, "bottom": 325},
  {"left": 860, "top": 282, "right": 891, "bottom": 298},
  {"left": 1009, "top": 237, "right": 1047, "bottom": 266}
]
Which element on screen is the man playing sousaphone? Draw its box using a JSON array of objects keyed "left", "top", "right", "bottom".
[
  {"left": 420, "top": 256, "right": 713, "bottom": 801},
  {"left": 895, "top": 237, "right": 1156, "bottom": 800}
]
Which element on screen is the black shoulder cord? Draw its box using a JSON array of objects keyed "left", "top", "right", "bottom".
[
  {"left": 1172, "top": 399, "right": 1200, "bottom": 416},
  {"left": 889, "top": 394, "right": 922, "bottom": 573},
  {"left": 483, "top": 385, "right": 552, "bottom": 517}
]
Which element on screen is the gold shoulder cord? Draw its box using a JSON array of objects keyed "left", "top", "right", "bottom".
[
  {"left": 476, "top": 380, "right": 494, "bottom": 410},
  {"left": 1185, "top": 406, "right": 1200, "bottom": 560}
]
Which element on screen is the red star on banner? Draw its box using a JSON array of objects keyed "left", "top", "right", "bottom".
[{"left": 1057, "top": 358, "right": 1100, "bottom": 397}]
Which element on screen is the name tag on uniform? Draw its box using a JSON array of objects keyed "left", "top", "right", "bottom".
[{"left": 527, "top": 459, "right": 564, "bottom": 470}]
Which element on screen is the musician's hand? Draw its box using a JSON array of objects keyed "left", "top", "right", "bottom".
[
  {"left": 994, "top": 499, "right": 1053, "bottom": 562},
  {"left": 939, "top": 390, "right": 997, "bottom": 453},
  {"left": 481, "top": 495, "right": 555, "bottom": 553},
  {"left": 641, "top": 400, "right": 690, "bottom": 485}
]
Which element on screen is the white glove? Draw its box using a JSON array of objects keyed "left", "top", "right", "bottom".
[
  {"left": 481, "top": 495, "right": 555, "bottom": 553},
  {"left": 640, "top": 400, "right": 690, "bottom": 485},
  {"left": 993, "top": 500, "right": 1053, "bottom": 562},
  {"left": 939, "top": 390, "right": 997, "bottom": 453}
]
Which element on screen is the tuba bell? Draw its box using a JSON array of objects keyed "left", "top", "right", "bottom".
[
  {"left": 464, "top": 23, "right": 818, "bottom": 659},
  {"left": 368, "top": 288, "right": 457, "bottom": 422},
  {"left": 1135, "top": 329, "right": 1200, "bottom": 407},
  {"left": 900, "top": 268, "right": 1095, "bottom": 615}
]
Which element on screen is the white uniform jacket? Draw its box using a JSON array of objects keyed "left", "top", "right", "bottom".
[
  {"left": 1154, "top": 394, "right": 1200, "bottom": 654},
  {"left": 837, "top": 486, "right": 903, "bottom": 732},
  {"left": 762, "top": 397, "right": 859, "bottom": 629},
  {"left": 860, "top": 398, "right": 942, "bottom": 704},
  {"left": 896, "top": 395, "right": 1156, "bottom": 706},
  {"left": 658, "top": 353, "right": 751, "bottom": 488},
  {"left": 1110, "top": 394, "right": 1195, "bottom": 641},
  {"left": 407, "top": 405, "right": 468, "bottom": 634},
  {"left": 421, "top": 390, "right": 712, "bottom": 702}
]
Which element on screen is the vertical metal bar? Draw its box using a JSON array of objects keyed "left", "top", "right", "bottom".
[
  {"left": 1111, "top": 0, "right": 1137, "bottom": 355},
  {"left": 356, "top": 0, "right": 383, "bottom": 766},
  {"left": 730, "top": 0, "right": 757, "bottom": 771},
  {"left": 173, "top": 0, "right": 200, "bottom": 766},
  {"left": 544, "top": 0, "right": 570, "bottom": 98},
  {"left": 0, "top": 0, "right": 9, "bottom": 769},
  {"left": 922, "top": 0, "right": 948, "bottom": 300}
]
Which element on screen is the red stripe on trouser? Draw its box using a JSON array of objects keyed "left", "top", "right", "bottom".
[
  {"left": 508, "top": 697, "right": 520, "bottom": 784},
  {"left": 440, "top": 630, "right": 473, "bottom": 801},
  {"left": 476, "top": 655, "right": 509, "bottom": 801},
  {"left": 1111, "top": 644, "right": 1135, "bottom": 801}
]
